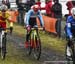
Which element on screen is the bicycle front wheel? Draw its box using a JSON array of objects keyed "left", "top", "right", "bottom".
[
  {"left": 1, "top": 35, "right": 6, "bottom": 60},
  {"left": 33, "top": 36, "right": 41, "bottom": 60}
]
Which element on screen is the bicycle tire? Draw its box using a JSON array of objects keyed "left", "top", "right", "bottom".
[
  {"left": 26, "top": 36, "right": 32, "bottom": 55},
  {"left": 33, "top": 35, "right": 41, "bottom": 60},
  {"left": 1, "top": 35, "right": 6, "bottom": 60}
]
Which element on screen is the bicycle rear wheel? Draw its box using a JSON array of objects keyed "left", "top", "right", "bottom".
[
  {"left": 1, "top": 34, "right": 6, "bottom": 60},
  {"left": 33, "top": 36, "right": 41, "bottom": 60}
]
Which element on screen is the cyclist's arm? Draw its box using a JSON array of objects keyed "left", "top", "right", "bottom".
[
  {"left": 66, "top": 17, "right": 72, "bottom": 38},
  {"left": 24, "top": 13, "right": 28, "bottom": 26},
  {"left": 25, "top": 10, "right": 32, "bottom": 26},
  {"left": 37, "top": 10, "right": 44, "bottom": 27},
  {"left": 5, "top": 12, "right": 11, "bottom": 21}
]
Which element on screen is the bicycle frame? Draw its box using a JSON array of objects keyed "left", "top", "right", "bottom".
[{"left": 30, "top": 28, "right": 38, "bottom": 48}]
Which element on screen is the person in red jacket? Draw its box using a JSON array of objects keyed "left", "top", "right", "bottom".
[
  {"left": 66, "top": 1, "right": 73, "bottom": 15},
  {"left": 45, "top": 0, "right": 53, "bottom": 17}
]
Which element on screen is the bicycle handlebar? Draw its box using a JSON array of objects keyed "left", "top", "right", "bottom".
[{"left": 31, "top": 27, "right": 43, "bottom": 30}]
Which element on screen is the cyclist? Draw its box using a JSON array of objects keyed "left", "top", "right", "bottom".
[
  {"left": 0, "top": 4, "right": 10, "bottom": 33},
  {"left": 24, "top": 4, "right": 44, "bottom": 48},
  {"left": 66, "top": 7, "right": 75, "bottom": 59}
]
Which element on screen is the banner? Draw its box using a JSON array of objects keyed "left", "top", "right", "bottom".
[
  {"left": 37, "top": 15, "right": 57, "bottom": 34},
  {"left": 7, "top": 10, "right": 19, "bottom": 22}
]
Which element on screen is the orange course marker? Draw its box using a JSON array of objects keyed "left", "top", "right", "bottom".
[{"left": 37, "top": 15, "right": 57, "bottom": 34}]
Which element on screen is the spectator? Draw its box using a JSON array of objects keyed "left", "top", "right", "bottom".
[
  {"left": 16, "top": 0, "right": 25, "bottom": 25},
  {"left": 2, "top": 0, "right": 10, "bottom": 9},
  {"left": 26, "top": 0, "right": 35, "bottom": 12},
  {"left": 52, "top": 0, "right": 62, "bottom": 37},
  {"left": 36, "top": 0, "right": 41, "bottom": 8},
  {"left": 6, "top": 0, "right": 10, "bottom": 9},
  {"left": 45, "top": 0, "right": 53, "bottom": 17},
  {"left": 66, "top": 1, "right": 73, "bottom": 15},
  {"left": 72, "top": 1, "right": 75, "bottom": 6}
]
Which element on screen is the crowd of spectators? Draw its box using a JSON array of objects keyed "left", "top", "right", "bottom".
[{"left": 15, "top": 0, "right": 75, "bottom": 37}]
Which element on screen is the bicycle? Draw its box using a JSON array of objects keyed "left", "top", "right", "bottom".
[
  {"left": 25, "top": 26, "right": 43, "bottom": 60},
  {"left": 0, "top": 22, "right": 10, "bottom": 60},
  {"left": 66, "top": 37, "right": 75, "bottom": 64}
]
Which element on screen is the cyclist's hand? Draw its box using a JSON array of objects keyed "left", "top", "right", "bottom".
[{"left": 26, "top": 25, "right": 31, "bottom": 32}]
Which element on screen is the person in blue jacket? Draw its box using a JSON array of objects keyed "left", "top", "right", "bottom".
[
  {"left": 24, "top": 4, "right": 44, "bottom": 48},
  {"left": 66, "top": 7, "right": 75, "bottom": 59}
]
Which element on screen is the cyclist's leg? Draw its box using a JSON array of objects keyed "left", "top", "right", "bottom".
[
  {"left": 66, "top": 40, "right": 73, "bottom": 62},
  {"left": 26, "top": 31, "right": 30, "bottom": 42},
  {"left": 67, "top": 40, "right": 72, "bottom": 56},
  {"left": 25, "top": 28, "right": 32, "bottom": 48}
]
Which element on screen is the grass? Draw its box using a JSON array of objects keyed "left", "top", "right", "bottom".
[
  {"left": 13, "top": 23, "right": 26, "bottom": 36},
  {"left": 40, "top": 32, "right": 66, "bottom": 54}
]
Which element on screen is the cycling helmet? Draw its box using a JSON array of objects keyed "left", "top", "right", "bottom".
[
  {"left": 31, "top": 5, "right": 34, "bottom": 9},
  {"left": 32, "top": 5, "right": 39, "bottom": 12},
  {"left": 1, "top": 4, "right": 8, "bottom": 12},
  {"left": 71, "top": 7, "right": 75, "bottom": 15}
]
